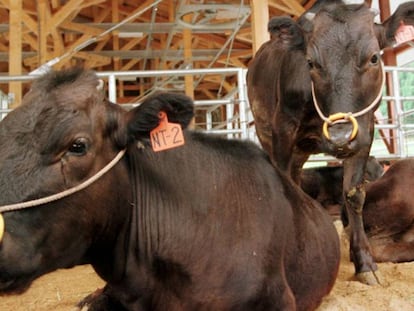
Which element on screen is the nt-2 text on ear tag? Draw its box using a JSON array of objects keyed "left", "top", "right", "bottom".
[
  {"left": 395, "top": 22, "right": 414, "bottom": 45},
  {"left": 150, "top": 112, "right": 185, "bottom": 152}
]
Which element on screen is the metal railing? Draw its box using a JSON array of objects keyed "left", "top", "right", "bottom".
[
  {"left": 0, "top": 67, "right": 251, "bottom": 140},
  {"left": 1, "top": 66, "right": 414, "bottom": 163}
]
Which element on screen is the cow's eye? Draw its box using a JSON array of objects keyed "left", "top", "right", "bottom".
[
  {"left": 68, "top": 138, "right": 88, "bottom": 156},
  {"left": 307, "top": 58, "right": 314, "bottom": 69},
  {"left": 370, "top": 53, "right": 380, "bottom": 65},
  {"left": 307, "top": 58, "right": 321, "bottom": 70}
]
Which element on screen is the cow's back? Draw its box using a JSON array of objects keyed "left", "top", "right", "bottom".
[
  {"left": 127, "top": 134, "right": 294, "bottom": 309},
  {"left": 126, "top": 132, "right": 339, "bottom": 310}
]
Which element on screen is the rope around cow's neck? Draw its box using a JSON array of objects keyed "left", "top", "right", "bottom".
[
  {"left": 0, "top": 149, "right": 126, "bottom": 242},
  {"left": 311, "top": 60, "right": 385, "bottom": 140}
]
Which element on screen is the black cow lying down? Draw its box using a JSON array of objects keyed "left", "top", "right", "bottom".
[
  {"left": 302, "top": 157, "right": 414, "bottom": 264},
  {"left": 362, "top": 158, "right": 414, "bottom": 263},
  {"left": 0, "top": 68, "right": 339, "bottom": 311}
]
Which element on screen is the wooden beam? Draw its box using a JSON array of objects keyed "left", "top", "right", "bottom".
[
  {"left": 54, "top": 33, "right": 94, "bottom": 69},
  {"left": 22, "top": 33, "right": 38, "bottom": 51},
  {"left": 268, "top": 1, "right": 296, "bottom": 16},
  {"left": 39, "top": 0, "right": 64, "bottom": 58},
  {"left": 121, "top": 59, "right": 139, "bottom": 71},
  {"left": 251, "top": 0, "right": 269, "bottom": 54},
  {"left": 183, "top": 4, "right": 194, "bottom": 99},
  {"left": 50, "top": 25, "right": 65, "bottom": 59},
  {"left": 112, "top": 0, "right": 120, "bottom": 71},
  {"left": 21, "top": 11, "right": 37, "bottom": 34},
  {"left": 50, "top": 0, "right": 83, "bottom": 29},
  {"left": 37, "top": 0, "right": 49, "bottom": 65},
  {"left": 60, "top": 21, "right": 105, "bottom": 36},
  {"left": 79, "top": 0, "right": 107, "bottom": 10},
  {"left": 75, "top": 51, "right": 111, "bottom": 67},
  {"left": 9, "top": 0, "right": 22, "bottom": 107},
  {"left": 0, "top": 41, "right": 7, "bottom": 51},
  {"left": 278, "top": 0, "right": 305, "bottom": 17},
  {"left": 121, "top": 37, "right": 145, "bottom": 51},
  {"left": 112, "top": 0, "right": 122, "bottom": 94}
]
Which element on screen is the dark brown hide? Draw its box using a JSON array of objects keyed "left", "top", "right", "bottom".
[
  {"left": 363, "top": 159, "right": 414, "bottom": 263},
  {"left": 0, "top": 69, "right": 339, "bottom": 311},
  {"left": 302, "top": 157, "right": 414, "bottom": 264},
  {"left": 246, "top": 0, "right": 414, "bottom": 284}
]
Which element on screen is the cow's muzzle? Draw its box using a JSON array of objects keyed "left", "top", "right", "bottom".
[{"left": 322, "top": 112, "right": 358, "bottom": 143}]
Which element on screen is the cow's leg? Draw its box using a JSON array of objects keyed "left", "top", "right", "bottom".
[
  {"left": 371, "top": 240, "right": 414, "bottom": 263},
  {"left": 370, "top": 226, "right": 414, "bottom": 263},
  {"left": 343, "top": 156, "right": 379, "bottom": 285}
]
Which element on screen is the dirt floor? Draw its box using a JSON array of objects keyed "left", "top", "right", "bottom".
[{"left": 1, "top": 221, "right": 414, "bottom": 311}]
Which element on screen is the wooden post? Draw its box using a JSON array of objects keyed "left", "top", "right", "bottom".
[
  {"left": 112, "top": 0, "right": 120, "bottom": 71},
  {"left": 9, "top": 0, "right": 22, "bottom": 107},
  {"left": 112, "top": 0, "right": 121, "bottom": 99},
  {"left": 183, "top": 10, "right": 194, "bottom": 99},
  {"left": 38, "top": 0, "right": 49, "bottom": 65},
  {"left": 251, "top": 0, "right": 269, "bottom": 55}
]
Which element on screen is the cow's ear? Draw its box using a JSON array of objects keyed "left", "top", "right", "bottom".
[
  {"left": 267, "top": 16, "right": 306, "bottom": 49},
  {"left": 378, "top": 2, "right": 414, "bottom": 49},
  {"left": 126, "top": 92, "right": 195, "bottom": 139},
  {"left": 298, "top": 12, "right": 315, "bottom": 33}
]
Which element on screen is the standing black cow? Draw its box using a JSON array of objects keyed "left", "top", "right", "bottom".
[
  {"left": 247, "top": 0, "right": 414, "bottom": 284},
  {"left": 0, "top": 68, "right": 339, "bottom": 311}
]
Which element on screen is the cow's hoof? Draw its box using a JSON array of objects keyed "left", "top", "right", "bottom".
[
  {"left": 75, "top": 287, "right": 128, "bottom": 311},
  {"left": 356, "top": 270, "right": 384, "bottom": 285},
  {"left": 75, "top": 288, "right": 106, "bottom": 311}
]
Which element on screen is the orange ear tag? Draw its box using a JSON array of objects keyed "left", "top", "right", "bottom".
[
  {"left": 150, "top": 112, "right": 185, "bottom": 152},
  {"left": 395, "top": 22, "right": 414, "bottom": 45}
]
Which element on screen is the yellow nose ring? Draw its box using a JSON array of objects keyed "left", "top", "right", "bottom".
[
  {"left": 322, "top": 112, "right": 359, "bottom": 142},
  {"left": 0, "top": 213, "right": 4, "bottom": 243}
]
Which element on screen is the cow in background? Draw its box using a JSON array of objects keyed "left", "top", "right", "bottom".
[
  {"left": 362, "top": 158, "right": 414, "bottom": 263},
  {"left": 246, "top": 0, "right": 414, "bottom": 284},
  {"left": 301, "top": 156, "right": 384, "bottom": 218},
  {"left": 302, "top": 158, "right": 414, "bottom": 264},
  {"left": 0, "top": 68, "right": 339, "bottom": 311}
]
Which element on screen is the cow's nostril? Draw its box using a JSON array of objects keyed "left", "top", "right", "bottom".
[
  {"left": 326, "top": 123, "right": 355, "bottom": 146},
  {"left": 322, "top": 113, "right": 358, "bottom": 144}
]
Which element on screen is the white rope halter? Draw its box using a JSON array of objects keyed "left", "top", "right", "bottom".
[
  {"left": 311, "top": 60, "right": 385, "bottom": 140},
  {"left": 0, "top": 149, "right": 126, "bottom": 242}
]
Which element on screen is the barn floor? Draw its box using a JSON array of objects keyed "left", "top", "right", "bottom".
[{"left": 1, "top": 222, "right": 414, "bottom": 311}]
